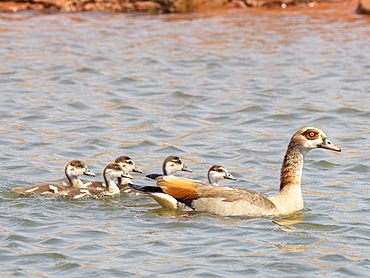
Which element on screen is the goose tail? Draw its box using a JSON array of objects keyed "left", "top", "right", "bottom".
[{"left": 127, "top": 183, "right": 163, "bottom": 193}]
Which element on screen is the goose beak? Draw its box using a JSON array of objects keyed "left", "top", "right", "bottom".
[
  {"left": 84, "top": 169, "right": 96, "bottom": 177},
  {"left": 133, "top": 166, "right": 143, "bottom": 173},
  {"left": 181, "top": 164, "right": 192, "bottom": 173},
  {"left": 224, "top": 173, "right": 236, "bottom": 181},
  {"left": 320, "top": 137, "right": 341, "bottom": 152},
  {"left": 122, "top": 172, "right": 134, "bottom": 179}
]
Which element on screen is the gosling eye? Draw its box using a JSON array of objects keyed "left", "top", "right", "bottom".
[
  {"left": 217, "top": 169, "right": 223, "bottom": 173},
  {"left": 128, "top": 161, "right": 133, "bottom": 165}
]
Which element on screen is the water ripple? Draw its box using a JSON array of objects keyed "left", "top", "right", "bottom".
[{"left": 0, "top": 9, "right": 369, "bottom": 278}]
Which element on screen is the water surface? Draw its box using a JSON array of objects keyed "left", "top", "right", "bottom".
[{"left": 0, "top": 7, "right": 370, "bottom": 277}]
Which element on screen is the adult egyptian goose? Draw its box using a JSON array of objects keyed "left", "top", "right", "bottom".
[
  {"left": 114, "top": 156, "right": 143, "bottom": 193},
  {"left": 11, "top": 159, "right": 96, "bottom": 195},
  {"left": 128, "top": 127, "right": 341, "bottom": 217}
]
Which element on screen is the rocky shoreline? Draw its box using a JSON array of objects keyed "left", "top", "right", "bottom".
[
  {"left": 357, "top": 0, "right": 370, "bottom": 13},
  {"left": 0, "top": 0, "right": 368, "bottom": 14}
]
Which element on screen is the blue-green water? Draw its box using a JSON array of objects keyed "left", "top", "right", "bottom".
[{"left": 1, "top": 8, "right": 370, "bottom": 277}]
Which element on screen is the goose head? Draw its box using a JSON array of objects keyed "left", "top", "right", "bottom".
[
  {"left": 103, "top": 163, "right": 134, "bottom": 181},
  {"left": 114, "top": 156, "right": 143, "bottom": 173},
  {"left": 207, "top": 165, "right": 236, "bottom": 186},
  {"left": 162, "top": 156, "right": 192, "bottom": 176},
  {"left": 290, "top": 127, "right": 341, "bottom": 156},
  {"left": 65, "top": 159, "right": 96, "bottom": 179}
]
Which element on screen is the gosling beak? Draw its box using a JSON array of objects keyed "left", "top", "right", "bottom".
[
  {"left": 320, "top": 137, "right": 341, "bottom": 152},
  {"left": 133, "top": 166, "right": 143, "bottom": 173},
  {"left": 122, "top": 172, "right": 134, "bottom": 179},
  {"left": 224, "top": 173, "right": 236, "bottom": 181},
  {"left": 84, "top": 169, "right": 96, "bottom": 177},
  {"left": 181, "top": 164, "right": 192, "bottom": 173}
]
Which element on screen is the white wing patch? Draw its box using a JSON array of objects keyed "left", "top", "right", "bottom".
[
  {"left": 71, "top": 189, "right": 90, "bottom": 199},
  {"left": 25, "top": 187, "right": 39, "bottom": 193},
  {"left": 150, "top": 193, "right": 179, "bottom": 210},
  {"left": 48, "top": 185, "right": 58, "bottom": 193}
]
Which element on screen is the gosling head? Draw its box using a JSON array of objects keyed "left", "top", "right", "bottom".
[
  {"left": 163, "top": 156, "right": 192, "bottom": 176},
  {"left": 208, "top": 165, "right": 236, "bottom": 186},
  {"left": 114, "top": 156, "right": 143, "bottom": 173},
  {"left": 103, "top": 163, "right": 134, "bottom": 180},
  {"left": 65, "top": 159, "right": 96, "bottom": 178}
]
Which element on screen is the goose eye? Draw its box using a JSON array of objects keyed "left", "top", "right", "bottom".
[{"left": 309, "top": 132, "right": 316, "bottom": 137}]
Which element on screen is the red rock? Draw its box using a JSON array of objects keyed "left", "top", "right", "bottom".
[
  {"left": 0, "top": 0, "right": 359, "bottom": 13},
  {"left": 357, "top": 0, "right": 370, "bottom": 14},
  {"left": 133, "top": 1, "right": 162, "bottom": 13}
]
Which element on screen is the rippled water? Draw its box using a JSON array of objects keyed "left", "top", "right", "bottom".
[{"left": 1, "top": 7, "right": 370, "bottom": 277}]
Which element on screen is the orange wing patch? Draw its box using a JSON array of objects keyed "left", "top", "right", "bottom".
[{"left": 157, "top": 176, "right": 199, "bottom": 200}]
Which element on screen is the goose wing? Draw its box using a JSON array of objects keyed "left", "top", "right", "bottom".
[
  {"left": 11, "top": 183, "right": 67, "bottom": 195},
  {"left": 195, "top": 185, "right": 275, "bottom": 207},
  {"left": 155, "top": 176, "right": 209, "bottom": 200}
]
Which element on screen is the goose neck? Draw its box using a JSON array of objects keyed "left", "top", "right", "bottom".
[
  {"left": 117, "top": 177, "right": 132, "bottom": 186},
  {"left": 207, "top": 172, "right": 215, "bottom": 185},
  {"left": 268, "top": 143, "right": 306, "bottom": 215},
  {"left": 279, "top": 144, "right": 306, "bottom": 190},
  {"left": 70, "top": 177, "right": 85, "bottom": 188},
  {"left": 208, "top": 176, "right": 218, "bottom": 186},
  {"left": 163, "top": 165, "right": 172, "bottom": 176},
  {"left": 65, "top": 171, "right": 85, "bottom": 188},
  {"left": 104, "top": 174, "right": 120, "bottom": 194}
]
